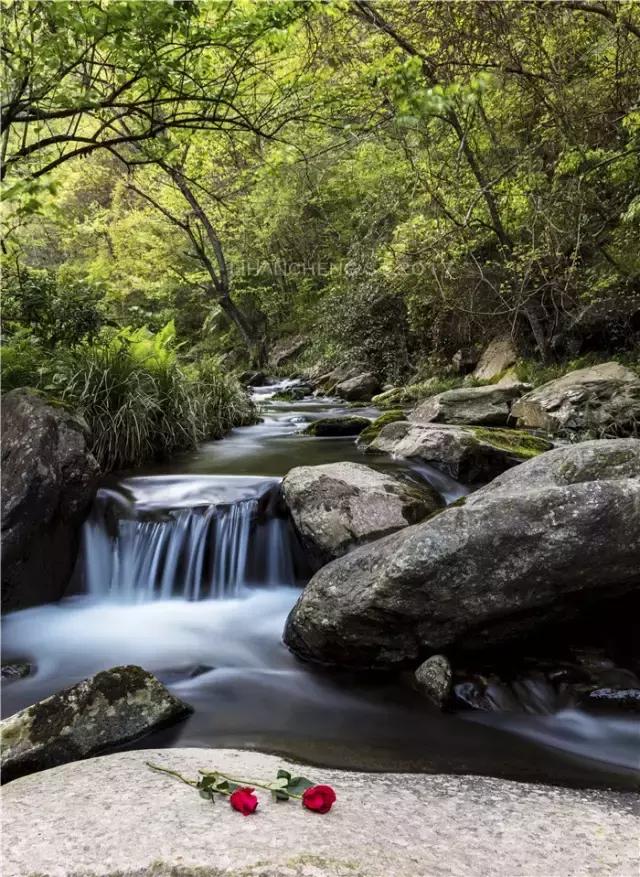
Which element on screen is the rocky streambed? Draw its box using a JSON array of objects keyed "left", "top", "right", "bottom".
[{"left": 2, "top": 365, "right": 640, "bottom": 795}]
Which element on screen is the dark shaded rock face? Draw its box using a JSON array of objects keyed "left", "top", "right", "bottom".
[
  {"left": 0, "top": 665, "right": 192, "bottom": 783},
  {"left": 282, "top": 461, "right": 442, "bottom": 566},
  {"left": 335, "top": 372, "right": 381, "bottom": 402},
  {"left": 284, "top": 440, "right": 640, "bottom": 668},
  {"left": 304, "top": 416, "right": 371, "bottom": 437},
  {"left": 1, "top": 389, "right": 100, "bottom": 611}
]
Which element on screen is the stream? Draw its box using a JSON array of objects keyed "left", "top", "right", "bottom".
[{"left": 2, "top": 383, "right": 638, "bottom": 790}]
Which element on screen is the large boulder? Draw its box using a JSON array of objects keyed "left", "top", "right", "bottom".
[
  {"left": 1, "top": 389, "right": 100, "bottom": 611},
  {"left": 411, "top": 384, "right": 527, "bottom": 427},
  {"left": 511, "top": 362, "right": 640, "bottom": 437},
  {"left": 3, "top": 749, "right": 636, "bottom": 877},
  {"left": 284, "top": 440, "right": 640, "bottom": 668},
  {"left": 0, "top": 665, "right": 192, "bottom": 783},
  {"left": 282, "top": 461, "right": 441, "bottom": 565},
  {"left": 472, "top": 337, "right": 518, "bottom": 382},
  {"left": 367, "top": 420, "right": 552, "bottom": 482},
  {"left": 335, "top": 372, "right": 381, "bottom": 402},
  {"left": 269, "top": 336, "right": 307, "bottom": 369}
]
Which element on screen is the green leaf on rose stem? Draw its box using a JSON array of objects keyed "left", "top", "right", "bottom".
[
  {"left": 287, "top": 776, "right": 315, "bottom": 795},
  {"left": 277, "top": 769, "right": 291, "bottom": 781},
  {"left": 272, "top": 789, "right": 290, "bottom": 802},
  {"left": 267, "top": 777, "right": 290, "bottom": 790},
  {"left": 199, "top": 789, "right": 215, "bottom": 802}
]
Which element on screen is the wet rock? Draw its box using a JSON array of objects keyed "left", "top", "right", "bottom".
[
  {"left": 453, "top": 680, "right": 496, "bottom": 712},
  {"left": 580, "top": 688, "right": 640, "bottom": 713},
  {"left": 357, "top": 410, "right": 406, "bottom": 447},
  {"left": 0, "top": 665, "right": 192, "bottom": 783},
  {"left": 1, "top": 388, "right": 100, "bottom": 611},
  {"left": 411, "top": 384, "right": 527, "bottom": 427},
  {"left": 335, "top": 372, "right": 381, "bottom": 402},
  {"left": 240, "top": 370, "right": 270, "bottom": 387},
  {"left": 511, "top": 361, "right": 640, "bottom": 437},
  {"left": 284, "top": 440, "right": 640, "bottom": 668},
  {"left": 304, "top": 416, "right": 371, "bottom": 437},
  {"left": 369, "top": 421, "right": 552, "bottom": 482},
  {"left": 1, "top": 663, "right": 32, "bottom": 683},
  {"left": 272, "top": 384, "right": 313, "bottom": 401},
  {"left": 472, "top": 337, "right": 518, "bottom": 382},
  {"left": 282, "top": 461, "right": 442, "bottom": 565},
  {"left": 414, "top": 655, "right": 452, "bottom": 707}
]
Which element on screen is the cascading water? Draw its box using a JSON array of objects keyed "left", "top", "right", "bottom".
[
  {"left": 3, "top": 382, "right": 638, "bottom": 789},
  {"left": 76, "top": 475, "right": 302, "bottom": 602}
]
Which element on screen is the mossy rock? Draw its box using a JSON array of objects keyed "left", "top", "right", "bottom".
[
  {"left": 272, "top": 385, "right": 311, "bottom": 402},
  {"left": 472, "top": 427, "right": 553, "bottom": 459},
  {"left": 358, "top": 410, "right": 406, "bottom": 446},
  {"left": 304, "top": 416, "right": 371, "bottom": 437}
]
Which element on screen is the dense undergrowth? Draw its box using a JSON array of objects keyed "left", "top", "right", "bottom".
[{"left": 1, "top": 322, "right": 255, "bottom": 471}]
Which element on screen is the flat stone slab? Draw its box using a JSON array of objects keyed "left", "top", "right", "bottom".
[{"left": 2, "top": 748, "right": 638, "bottom": 877}]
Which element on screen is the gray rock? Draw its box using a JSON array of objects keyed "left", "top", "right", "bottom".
[
  {"left": 270, "top": 336, "right": 307, "bottom": 369},
  {"left": 304, "top": 416, "right": 371, "bottom": 437},
  {"left": 335, "top": 372, "right": 381, "bottom": 402},
  {"left": 581, "top": 688, "right": 640, "bottom": 713},
  {"left": 369, "top": 420, "right": 552, "bottom": 481},
  {"left": 0, "top": 665, "right": 192, "bottom": 782},
  {"left": 282, "top": 461, "right": 441, "bottom": 565},
  {"left": 240, "top": 370, "right": 270, "bottom": 387},
  {"left": 411, "top": 384, "right": 527, "bottom": 427},
  {"left": 2, "top": 749, "right": 637, "bottom": 877},
  {"left": 472, "top": 337, "right": 518, "bottom": 382},
  {"left": 1, "top": 663, "right": 31, "bottom": 683},
  {"left": 284, "top": 440, "right": 640, "bottom": 668},
  {"left": 511, "top": 361, "right": 640, "bottom": 437},
  {"left": 1, "top": 388, "right": 100, "bottom": 611},
  {"left": 414, "top": 655, "right": 452, "bottom": 707}
]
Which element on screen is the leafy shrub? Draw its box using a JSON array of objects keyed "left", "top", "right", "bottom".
[{"left": 2, "top": 268, "right": 103, "bottom": 347}]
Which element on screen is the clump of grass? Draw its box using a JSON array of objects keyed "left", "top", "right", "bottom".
[{"left": 1, "top": 323, "right": 256, "bottom": 471}]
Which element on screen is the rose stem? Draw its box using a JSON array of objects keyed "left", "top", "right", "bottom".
[
  {"left": 197, "top": 769, "right": 304, "bottom": 799},
  {"left": 146, "top": 762, "right": 198, "bottom": 787}
]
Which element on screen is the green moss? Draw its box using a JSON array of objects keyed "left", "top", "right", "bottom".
[
  {"left": 473, "top": 427, "right": 553, "bottom": 458},
  {"left": 358, "top": 409, "right": 406, "bottom": 444}
]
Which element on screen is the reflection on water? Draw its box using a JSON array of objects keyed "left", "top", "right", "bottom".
[{"left": 2, "top": 383, "right": 638, "bottom": 790}]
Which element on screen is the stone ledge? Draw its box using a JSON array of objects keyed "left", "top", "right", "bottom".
[{"left": 2, "top": 749, "right": 638, "bottom": 877}]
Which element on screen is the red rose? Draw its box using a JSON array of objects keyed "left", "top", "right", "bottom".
[
  {"left": 302, "top": 785, "right": 336, "bottom": 814},
  {"left": 229, "top": 787, "right": 258, "bottom": 815}
]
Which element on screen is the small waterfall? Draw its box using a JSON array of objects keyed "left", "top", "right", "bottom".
[{"left": 77, "top": 476, "right": 304, "bottom": 602}]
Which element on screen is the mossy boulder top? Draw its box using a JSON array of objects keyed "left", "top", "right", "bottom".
[
  {"left": 282, "top": 461, "right": 441, "bottom": 565},
  {"left": 284, "top": 440, "right": 640, "bottom": 668},
  {"left": 1, "top": 665, "right": 192, "bottom": 783},
  {"left": 368, "top": 420, "right": 552, "bottom": 482}
]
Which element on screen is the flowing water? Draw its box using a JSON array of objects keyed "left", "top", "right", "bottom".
[{"left": 2, "top": 384, "right": 638, "bottom": 789}]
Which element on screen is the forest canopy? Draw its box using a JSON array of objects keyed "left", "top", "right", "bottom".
[{"left": 2, "top": 0, "right": 639, "bottom": 382}]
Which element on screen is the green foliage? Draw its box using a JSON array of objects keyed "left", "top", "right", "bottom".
[
  {"left": 3, "top": 1, "right": 640, "bottom": 385},
  {"left": 0, "top": 324, "right": 255, "bottom": 471},
  {"left": 2, "top": 268, "right": 103, "bottom": 347}
]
